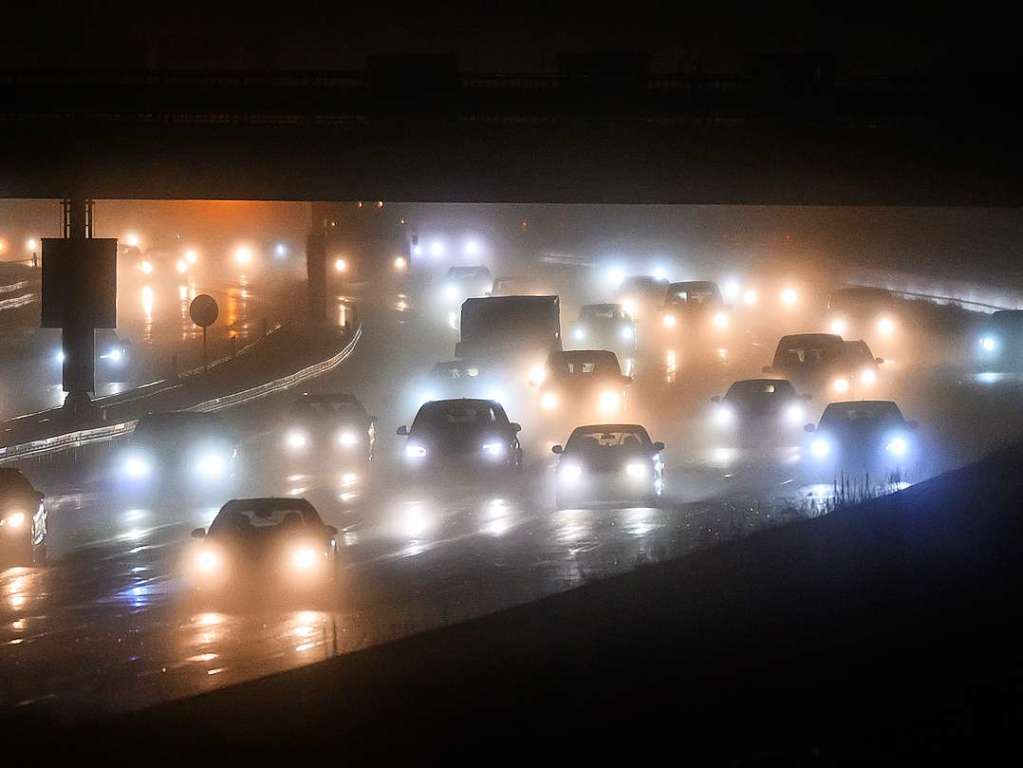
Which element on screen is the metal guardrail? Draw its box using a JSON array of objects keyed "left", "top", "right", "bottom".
[{"left": 0, "top": 325, "right": 361, "bottom": 464}]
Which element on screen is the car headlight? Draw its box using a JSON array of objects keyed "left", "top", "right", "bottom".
[
  {"left": 285, "top": 429, "right": 308, "bottom": 450},
  {"left": 784, "top": 403, "right": 804, "bottom": 426},
  {"left": 829, "top": 317, "right": 848, "bottom": 335},
  {"left": 291, "top": 546, "right": 319, "bottom": 571},
  {"left": 405, "top": 444, "right": 427, "bottom": 460},
  {"left": 599, "top": 390, "right": 622, "bottom": 412},
  {"left": 482, "top": 442, "right": 507, "bottom": 460},
  {"left": 622, "top": 299, "right": 638, "bottom": 318},
  {"left": 662, "top": 313, "right": 677, "bottom": 329},
  {"left": 619, "top": 325, "right": 634, "bottom": 341},
  {"left": 559, "top": 462, "right": 583, "bottom": 483},
  {"left": 780, "top": 288, "right": 798, "bottom": 306},
  {"left": 123, "top": 453, "right": 152, "bottom": 478},
  {"left": 573, "top": 327, "right": 587, "bottom": 341},
  {"left": 860, "top": 368, "right": 877, "bottom": 385},
  {"left": 337, "top": 430, "right": 360, "bottom": 448},
  {"left": 885, "top": 435, "right": 909, "bottom": 457},
  {"left": 979, "top": 335, "right": 998, "bottom": 353},
  {"left": 104, "top": 347, "right": 125, "bottom": 364},
  {"left": 624, "top": 461, "right": 649, "bottom": 480},
  {"left": 810, "top": 437, "right": 831, "bottom": 460},
  {"left": 195, "top": 548, "right": 221, "bottom": 573},
  {"left": 540, "top": 391, "right": 559, "bottom": 411},
  {"left": 194, "top": 451, "right": 227, "bottom": 479},
  {"left": 832, "top": 377, "right": 850, "bottom": 395},
  {"left": 2, "top": 511, "right": 26, "bottom": 529},
  {"left": 528, "top": 364, "right": 547, "bottom": 386},
  {"left": 712, "top": 404, "right": 736, "bottom": 428},
  {"left": 712, "top": 311, "right": 729, "bottom": 330},
  {"left": 443, "top": 283, "right": 458, "bottom": 302},
  {"left": 877, "top": 316, "right": 896, "bottom": 336}
]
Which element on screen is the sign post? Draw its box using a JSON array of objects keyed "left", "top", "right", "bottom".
[{"left": 189, "top": 294, "right": 219, "bottom": 372}]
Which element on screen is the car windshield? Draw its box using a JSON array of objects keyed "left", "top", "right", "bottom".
[
  {"left": 820, "top": 402, "right": 904, "bottom": 428},
  {"left": 666, "top": 282, "right": 722, "bottom": 305},
  {"left": 843, "top": 340, "right": 877, "bottom": 362},
  {"left": 726, "top": 380, "right": 796, "bottom": 401},
  {"left": 413, "top": 402, "right": 502, "bottom": 430},
  {"left": 289, "top": 398, "right": 366, "bottom": 420},
  {"left": 777, "top": 338, "right": 844, "bottom": 366},
  {"left": 990, "top": 311, "right": 1023, "bottom": 332},
  {"left": 549, "top": 352, "right": 621, "bottom": 377},
  {"left": 580, "top": 305, "right": 621, "bottom": 321},
  {"left": 209, "top": 500, "right": 321, "bottom": 535},
  {"left": 133, "top": 412, "right": 226, "bottom": 441},
  {"left": 430, "top": 362, "right": 481, "bottom": 379},
  {"left": 567, "top": 426, "right": 651, "bottom": 451}
]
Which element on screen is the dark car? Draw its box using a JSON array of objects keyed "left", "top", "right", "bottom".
[
  {"left": 0, "top": 469, "right": 46, "bottom": 565},
  {"left": 116, "top": 411, "right": 239, "bottom": 496},
  {"left": 976, "top": 310, "right": 1023, "bottom": 372},
  {"left": 552, "top": 424, "right": 664, "bottom": 508},
  {"left": 489, "top": 275, "right": 552, "bottom": 297},
  {"left": 826, "top": 287, "right": 900, "bottom": 343},
  {"left": 189, "top": 497, "right": 338, "bottom": 595},
  {"left": 615, "top": 275, "right": 670, "bottom": 322},
  {"left": 282, "top": 393, "right": 376, "bottom": 466},
  {"left": 709, "top": 378, "right": 812, "bottom": 448},
  {"left": 765, "top": 333, "right": 884, "bottom": 398},
  {"left": 440, "top": 265, "right": 494, "bottom": 326},
  {"left": 803, "top": 400, "right": 918, "bottom": 479},
  {"left": 538, "top": 349, "right": 631, "bottom": 422},
  {"left": 397, "top": 399, "right": 523, "bottom": 475},
  {"left": 569, "top": 304, "right": 637, "bottom": 357}
]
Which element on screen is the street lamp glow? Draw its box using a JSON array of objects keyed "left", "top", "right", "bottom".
[
  {"left": 393, "top": 256, "right": 408, "bottom": 272},
  {"left": 464, "top": 238, "right": 480, "bottom": 256},
  {"left": 175, "top": 259, "right": 188, "bottom": 274},
  {"left": 429, "top": 239, "right": 446, "bottom": 258},
  {"left": 25, "top": 238, "right": 38, "bottom": 252},
  {"left": 184, "top": 248, "right": 199, "bottom": 264},
  {"left": 124, "top": 232, "right": 140, "bottom": 248},
  {"left": 275, "top": 243, "right": 287, "bottom": 258},
  {"left": 334, "top": 257, "right": 348, "bottom": 273}
]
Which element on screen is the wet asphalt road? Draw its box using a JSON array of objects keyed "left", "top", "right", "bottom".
[{"left": 3, "top": 297, "right": 1022, "bottom": 723}]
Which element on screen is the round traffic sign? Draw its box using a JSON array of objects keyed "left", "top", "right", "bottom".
[{"left": 189, "top": 294, "right": 219, "bottom": 328}]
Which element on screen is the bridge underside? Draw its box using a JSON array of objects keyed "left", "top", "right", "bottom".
[{"left": 3, "top": 118, "right": 1020, "bottom": 205}]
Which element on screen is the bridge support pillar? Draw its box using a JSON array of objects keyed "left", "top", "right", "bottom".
[{"left": 306, "top": 203, "right": 328, "bottom": 323}]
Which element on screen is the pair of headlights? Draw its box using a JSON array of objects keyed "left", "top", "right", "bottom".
[
  {"left": 285, "top": 429, "right": 362, "bottom": 451},
  {"left": 195, "top": 544, "right": 323, "bottom": 576},
  {"left": 809, "top": 433, "right": 909, "bottom": 461},
  {"left": 560, "top": 460, "right": 650, "bottom": 483},
  {"left": 404, "top": 441, "right": 508, "bottom": 461}
]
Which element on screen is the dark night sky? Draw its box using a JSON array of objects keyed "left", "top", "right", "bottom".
[{"left": 5, "top": 2, "right": 1019, "bottom": 75}]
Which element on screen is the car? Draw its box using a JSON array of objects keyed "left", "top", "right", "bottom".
[
  {"left": 0, "top": 469, "right": 46, "bottom": 565},
  {"left": 976, "top": 309, "right": 1023, "bottom": 372},
  {"left": 764, "top": 333, "right": 883, "bottom": 398},
  {"left": 658, "top": 281, "right": 732, "bottom": 335},
  {"left": 615, "top": 275, "right": 670, "bottom": 322},
  {"left": 188, "top": 497, "right": 338, "bottom": 595},
  {"left": 414, "top": 360, "right": 507, "bottom": 406},
  {"left": 568, "top": 303, "right": 637, "bottom": 358},
  {"left": 537, "top": 349, "right": 632, "bottom": 423},
  {"left": 552, "top": 424, "right": 665, "bottom": 508},
  {"left": 439, "top": 265, "right": 493, "bottom": 328},
  {"left": 825, "top": 287, "right": 901, "bottom": 351},
  {"left": 116, "top": 411, "right": 239, "bottom": 496},
  {"left": 489, "top": 275, "right": 552, "bottom": 297},
  {"left": 281, "top": 393, "right": 376, "bottom": 466},
  {"left": 803, "top": 400, "right": 918, "bottom": 480},
  {"left": 398, "top": 398, "right": 523, "bottom": 475},
  {"left": 708, "top": 378, "right": 812, "bottom": 449}
]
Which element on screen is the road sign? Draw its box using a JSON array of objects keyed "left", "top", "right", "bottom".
[
  {"left": 41, "top": 238, "right": 117, "bottom": 328},
  {"left": 189, "top": 294, "right": 219, "bottom": 372},
  {"left": 189, "top": 294, "right": 219, "bottom": 328}
]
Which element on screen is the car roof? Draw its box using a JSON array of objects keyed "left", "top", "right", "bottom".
[
  {"left": 729, "top": 378, "right": 795, "bottom": 388},
  {"left": 549, "top": 349, "right": 619, "bottom": 362},
  {"left": 778, "top": 333, "right": 844, "bottom": 345},
  {"left": 571, "top": 423, "right": 649, "bottom": 432},
  {"left": 220, "top": 496, "right": 317, "bottom": 512},
  {"left": 823, "top": 400, "right": 902, "bottom": 414},
  {"left": 419, "top": 397, "right": 500, "bottom": 408},
  {"left": 668, "top": 280, "right": 719, "bottom": 291}
]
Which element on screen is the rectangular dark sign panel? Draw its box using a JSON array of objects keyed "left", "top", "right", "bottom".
[{"left": 41, "top": 238, "right": 117, "bottom": 328}]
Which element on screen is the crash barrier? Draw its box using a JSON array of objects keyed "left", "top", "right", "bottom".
[{"left": 0, "top": 324, "right": 361, "bottom": 464}]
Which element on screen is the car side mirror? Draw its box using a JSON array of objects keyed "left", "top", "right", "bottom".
[
  {"left": 191, "top": 528, "right": 206, "bottom": 539},
  {"left": 510, "top": 422, "right": 522, "bottom": 433},
  {"left": 396, "top": 425, "right": 409, "bottom": 436},
  {"left": 907, "top": 420, "right": 919, "bottom": 431},
  {"left": 325, "top": 525, "right": 339, "bottom": 536},
  {"left": 762, "top": 366, "right": 773, "bottom": 374},
  {"left": 552, "top": 444, "right": 564, "bottom": 454},
  {"left": 801, "top": 393, "right": 813, "bottom": 401},
  {"left": 803, "top": 424, "right": 816, "bottom": 433},
  {"left": 875, "top": 357, "right": 885, "bottom": 365},
  {"left": 710, "top": 395, "right": 721, "bottom": 403},
  {"left": 653, "top": 441, "right": 665, "bottom": 451}
]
